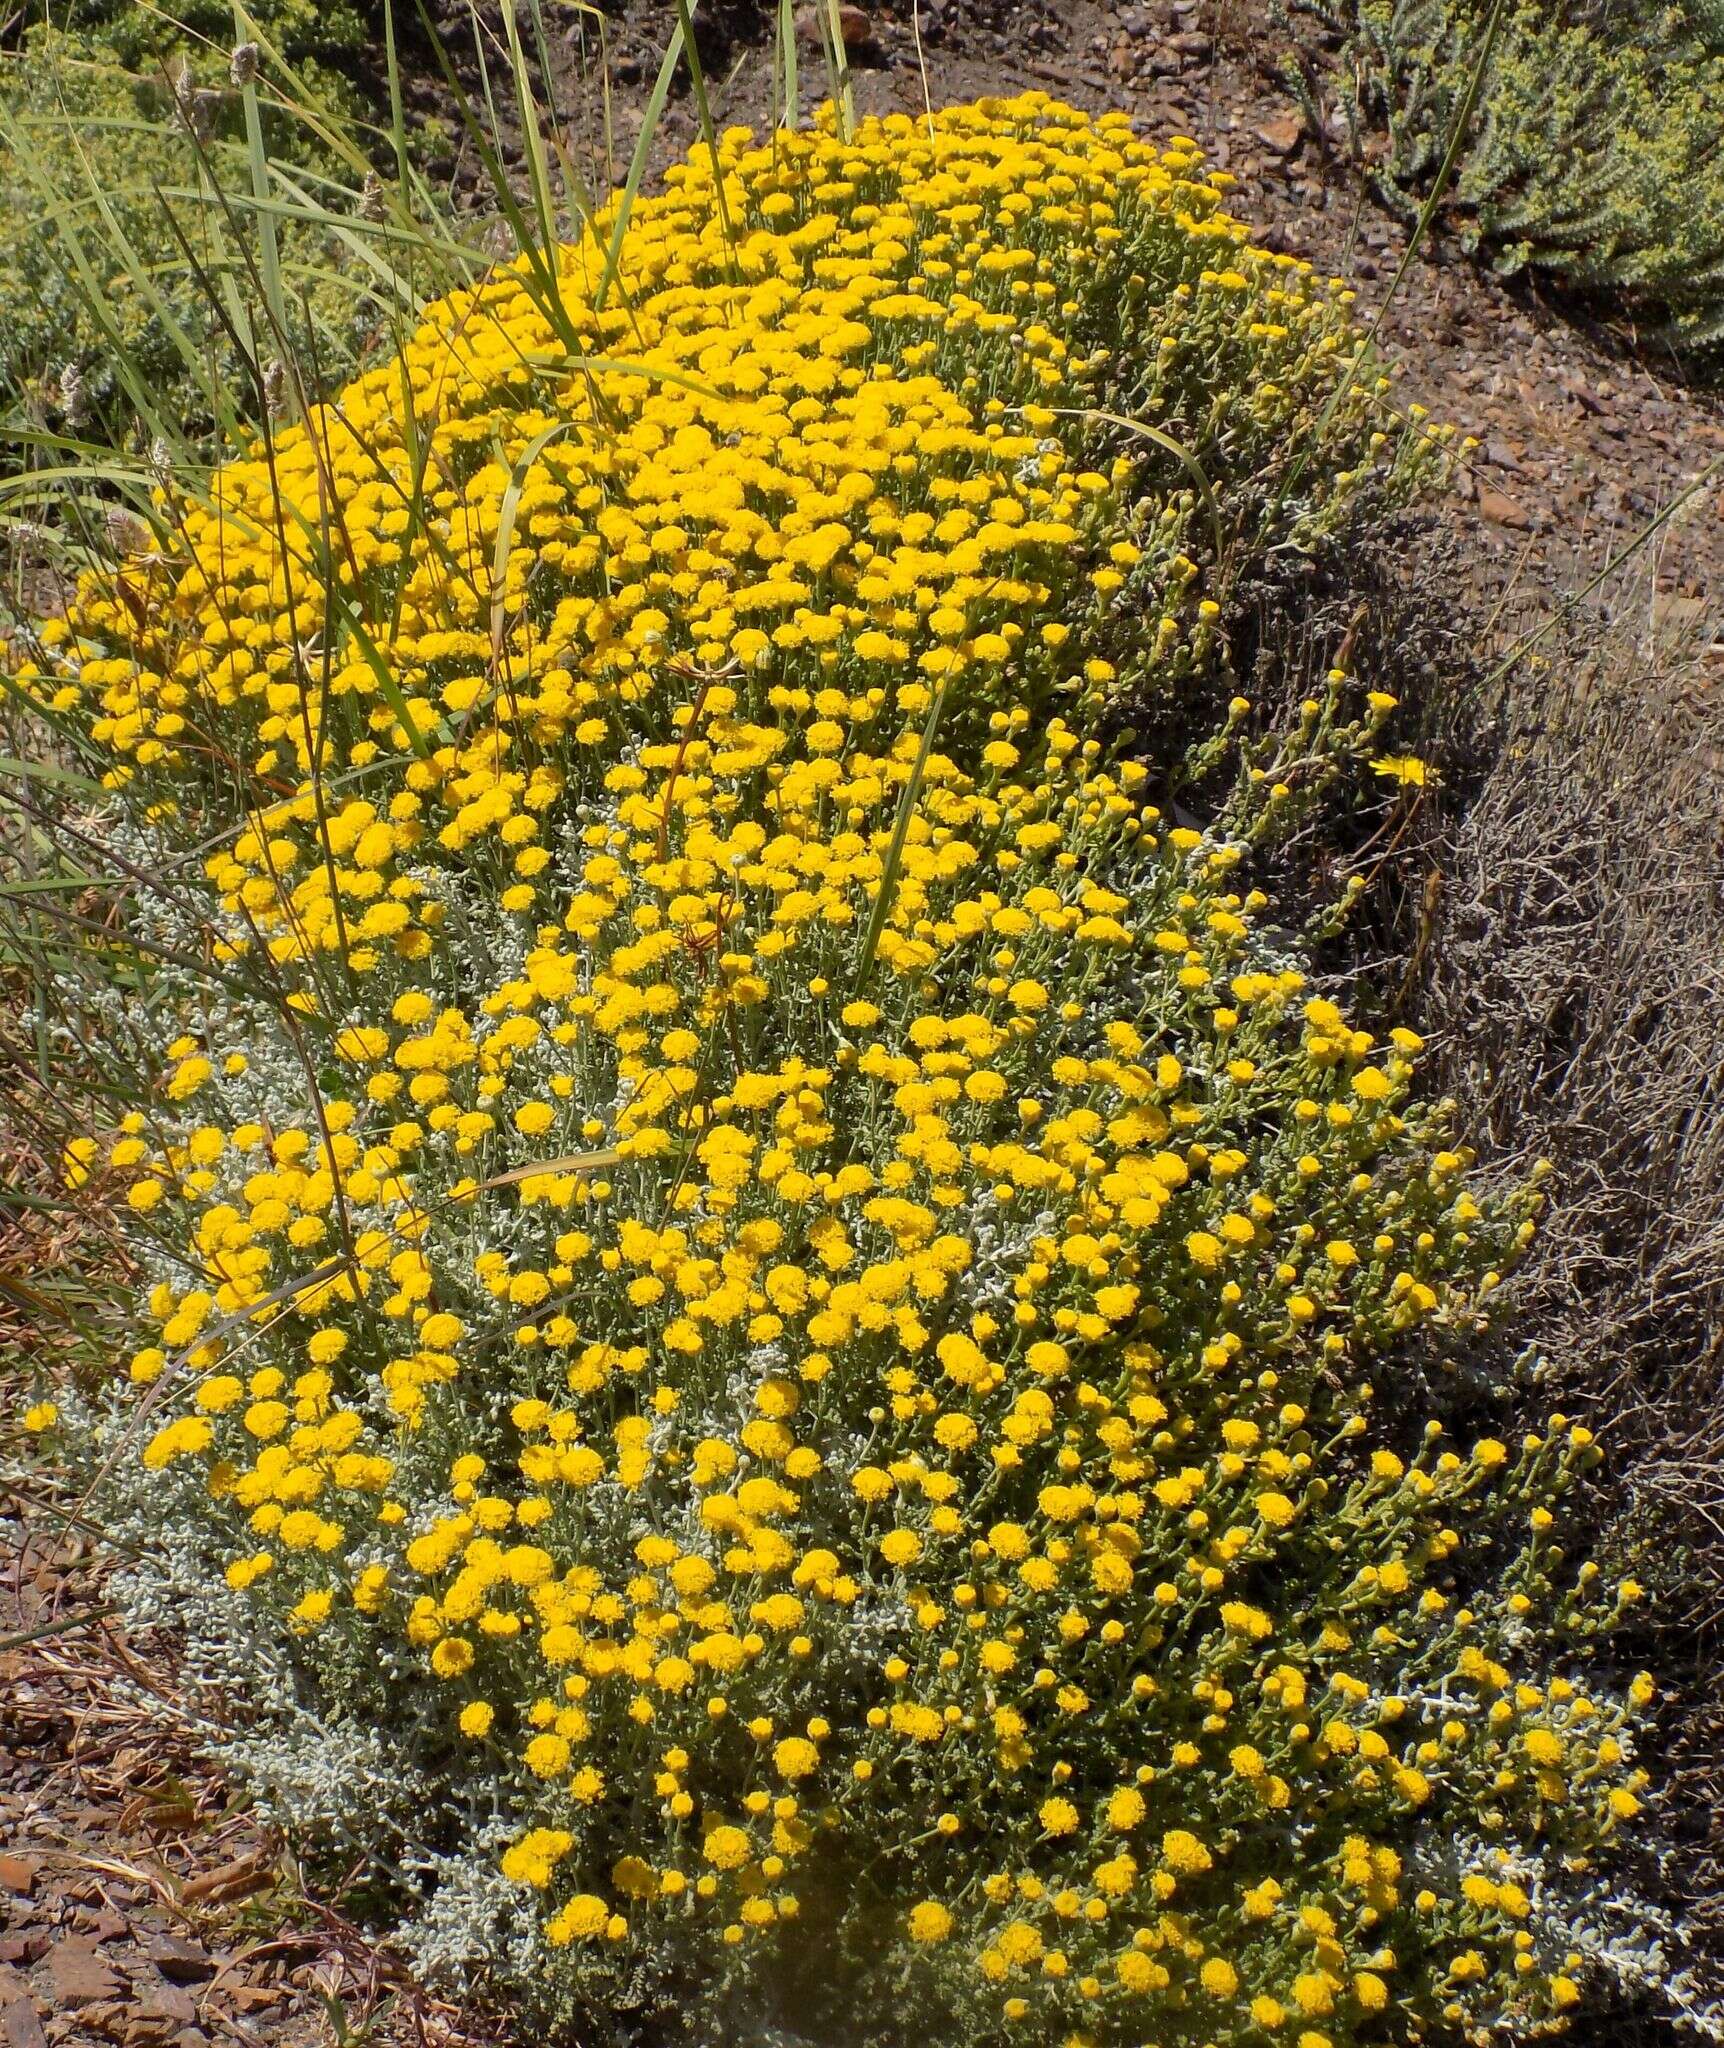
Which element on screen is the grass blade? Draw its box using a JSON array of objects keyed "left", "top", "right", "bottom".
[
  {"left": 595, "top": 20, "right": 685, "bottom": 314},
  {"left": 777, "top": 0, "right": 799, "bottom": 133},
  {"left": 854, "top": 678, "right": 951, "bottom": 992},
  {"left": 488, "top": 421, "right": 576, "bottom": 680},
  {"left": 672, "top": 0, "right": 740, "bottom": 283},
  {"left": 0, "top": 758, "right": 110, "bottom": 795},
  {"left": 819, "top": 0, "right": 856, "bottom": 140},
  {"left": 1038, "top": 405, "right": 1227, "bottom": 567}
]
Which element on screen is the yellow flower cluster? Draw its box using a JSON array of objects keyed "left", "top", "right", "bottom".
[{"left": 38, "top": 93, "right": 1646, "bottom": 2047}]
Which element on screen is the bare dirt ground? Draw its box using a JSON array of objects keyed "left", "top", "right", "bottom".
[{"left": 4, "top": 4, "right": 1720, "bottom": 2043}]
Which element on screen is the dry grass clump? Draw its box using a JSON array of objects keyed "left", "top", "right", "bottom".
[
  {"left": 1421, "top": 610, "right": 1724, "bottom": 1488},
  {"left": 1417, "top": 605, "right": 1724, "bottom": 1999},
  {"left": 1227, "top": 517, "right": 1724, "bottom": 2034}
]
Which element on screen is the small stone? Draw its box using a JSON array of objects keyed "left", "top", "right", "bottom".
[
  {"left": 79, "top": 2004, "right": 132, "bottom": 2044},
  {"left": 120, "top": 2010, "right": 177, "bottom": 2047},
  {"left": 42, "top": 1940, "right": 122, "bottom": 2009},
  {"left": 1256, "top": 112, "right": 1304, "bottom": 155},
  {"left": 0, "top": 1991, "right": 50, "bottom": 2048},
  {"left": 0, "top": 1863, "right": 37, "bottom": 1901},
  {"left": 138, "top": 1982, "right": 197, "bottom": 2030},
  {"left": 1477, "top": 486, "right": 1531, "bottom": 529},
  {"left": 793, "top": 1, "right": 872, "bottom": 45},
  {"left": 226, "top": 1987, "right": 282, "bottom": 2013},
  {"left": 144, "top": 1941, "right": 214, "bottom": 1988},
  {"left": 1653, "top": 590, "right": 1708, "bottom": 633}
]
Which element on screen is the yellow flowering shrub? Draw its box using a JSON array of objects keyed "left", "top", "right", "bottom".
[{"left": 31, "top": 93, "right": 1656, "bottom": 2046}]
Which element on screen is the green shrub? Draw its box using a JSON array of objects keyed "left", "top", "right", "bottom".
[
  {"left": 1284, "top": 0, "right": 1724, "bottom": 353},
  {"left": 13, "top": 91, "right": 1674, "bottom": 2048},
  {"left": 55, "top": 0, "right": 375, "bottom": 73},
  {"left": 0, "top": 25, "right": 376, "bottom": 461}
]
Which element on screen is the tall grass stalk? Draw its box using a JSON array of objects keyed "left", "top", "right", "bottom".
[{"left": 0, "top": 0, "right": 714, "bottom": 1418}]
